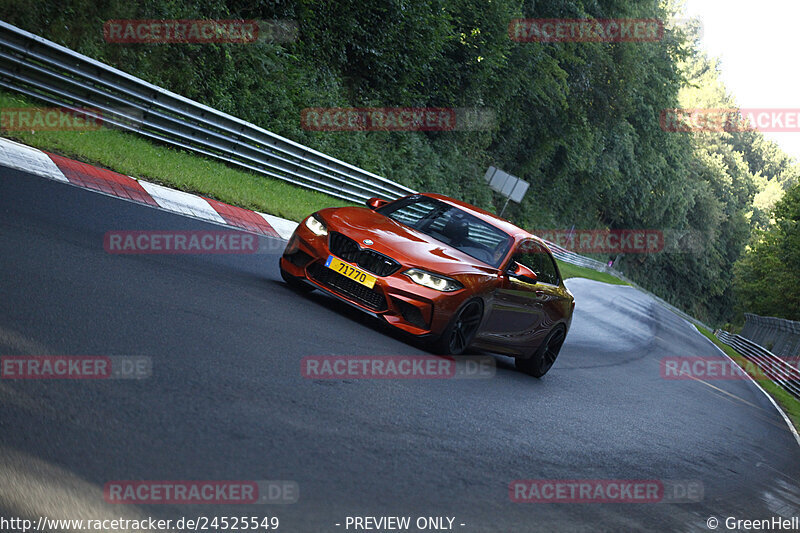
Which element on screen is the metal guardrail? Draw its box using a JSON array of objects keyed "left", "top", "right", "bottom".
[
  {"left": 715, "top": 330, "right": 800, "bottom": 399},
  {"left": 0, "top": 21, "right": 416, "bottom": 203}
]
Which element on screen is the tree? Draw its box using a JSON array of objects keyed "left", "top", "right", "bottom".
[{"left": 734, "top": 181, "right": 800, "bottom": 320}]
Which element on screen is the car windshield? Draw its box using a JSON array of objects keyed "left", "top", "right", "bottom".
[{"left": 377, "top": 195, "right": 514, "bottom": 268}]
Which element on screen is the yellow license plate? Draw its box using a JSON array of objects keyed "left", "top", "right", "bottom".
[{"left": 325, "top": 255, "right": 376, "bottom": 288}]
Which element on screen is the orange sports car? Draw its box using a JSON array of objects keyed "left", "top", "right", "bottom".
[{"left": 279, "top": 193, "right": 575, "bottom": 376}]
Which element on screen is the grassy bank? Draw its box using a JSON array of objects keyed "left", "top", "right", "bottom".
[
  {"left": 556, "top": 260, "right": 629, "bottom": 286},
  {"left": 0, "top": 91, "right": 351, "bottom": 221}
]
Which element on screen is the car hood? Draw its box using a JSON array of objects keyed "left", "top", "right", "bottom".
[{"left": 320, "top": 207, "right": 498, "bottom": 276}]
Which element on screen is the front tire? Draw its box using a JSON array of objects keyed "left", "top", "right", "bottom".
[
  {"left": 515, "top": 325, "right": 566, "bottom": 378},
  {"left": 431, "top": 299, "right": 483, "bottom": 356}
]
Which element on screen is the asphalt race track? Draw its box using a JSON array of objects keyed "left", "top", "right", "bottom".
[{"left": 1, "top": 168, "right": 799, "bottom": 532}]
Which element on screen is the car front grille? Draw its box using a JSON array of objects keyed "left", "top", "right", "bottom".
[
  {"left": 328, "top": 232, "right": 401, "bottom": 277},
  {"left": 307, "top": 262, "right": 388, "bottom": 311}
]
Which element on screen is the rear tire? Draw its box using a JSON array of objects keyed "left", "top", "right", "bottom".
[
  {"left": 431, "top": 299, "right": 483, "bottom": 356},
  {"left": 515, "top": 325, "right": 566, "bottom": 378},
  {"left": 280, "top": 265, "right": 315, "bottom": 293}
]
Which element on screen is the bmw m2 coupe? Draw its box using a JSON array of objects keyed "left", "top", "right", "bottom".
[{"left": 279, "top": 193, "right": 574, "bottom": 376}]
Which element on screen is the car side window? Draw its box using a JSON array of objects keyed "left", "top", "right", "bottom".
[{"left": 512, "top": 241, "right": 560, "bottom": 285}]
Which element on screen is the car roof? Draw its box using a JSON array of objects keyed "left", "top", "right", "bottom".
[{"left": 419, "top": 192, "right": 545, "bottom": 245}]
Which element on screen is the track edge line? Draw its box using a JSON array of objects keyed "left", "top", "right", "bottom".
[{"left": 689, "top": 321, "right": 800, "bottom": 449}]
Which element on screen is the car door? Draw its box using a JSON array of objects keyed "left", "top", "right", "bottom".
[
  {"left": 478, "top": 239, "right": 551, "bottom": 354},
  {"left": 514, "top": 240, "right": 570, "bottom": 339}
]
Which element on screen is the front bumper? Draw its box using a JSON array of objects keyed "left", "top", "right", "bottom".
[{"left": 279, "top": 224, "right": 468, "bottom": 337}]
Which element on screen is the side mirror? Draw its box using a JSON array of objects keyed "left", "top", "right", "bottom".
[
  {"left": 366, "top": 197, "right": 389, "bottom": 210},
  {"left": 507, "top": 261, "right": 538, "bottom": 284}
]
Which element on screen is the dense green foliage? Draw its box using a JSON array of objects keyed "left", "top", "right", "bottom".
[
  {"left": 1, "top": 0, "right": 796, "bottom": 325},
  {"left": 733, "top": 182, "right": 800, "bottom": 321}
]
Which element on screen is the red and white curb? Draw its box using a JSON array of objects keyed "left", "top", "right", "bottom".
[{"left": 0, "top": 137, "right": 299, "bottom": 241}]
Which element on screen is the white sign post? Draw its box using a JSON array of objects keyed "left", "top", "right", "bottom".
[{"left": 484, "top": 166, "right": 530, "bottom": 216}]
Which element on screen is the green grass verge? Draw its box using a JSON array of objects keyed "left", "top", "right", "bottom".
[
  {"left": 696, "top": 325, "right": 800, "bottom": 432},
  {"left": 0, "top": 91, "right": 353, "bottom": 221},
  {"left": 556, "top": 259, "right": 629, "bottom": 286}
]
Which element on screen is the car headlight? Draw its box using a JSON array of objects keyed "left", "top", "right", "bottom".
[
  {"left": 304, "top": 214, "right": 328, "bottom": 236},
  {"left": 404, "top": 268, "right": 463, "bottom": 292}
]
